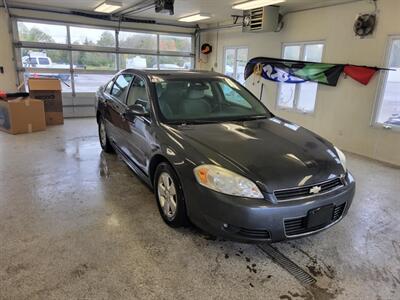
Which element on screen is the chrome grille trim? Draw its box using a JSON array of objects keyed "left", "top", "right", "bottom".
[{"left": 274, "top": 176, "right": 344, "bottom": 202}]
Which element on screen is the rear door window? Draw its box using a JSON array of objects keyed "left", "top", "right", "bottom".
[{"left": 111, "top": 74, "right": 133, "bottom": 103}]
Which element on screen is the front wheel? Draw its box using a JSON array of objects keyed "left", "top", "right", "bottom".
[
  {"left": 98, "top": 116, "right": 114, "bottom": 153},
  {"left": 154, "top": 162, "right": 188, "bottom": 227}
]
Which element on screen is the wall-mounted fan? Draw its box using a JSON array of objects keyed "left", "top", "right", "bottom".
[{"left": 354, "top": 13, "right": 376, "bottom": 37}]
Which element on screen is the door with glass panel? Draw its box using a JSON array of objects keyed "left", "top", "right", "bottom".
[
  {"left": 277, "top": 43, "right": 324, "bottom": 113},
  {"left": 224, "top": 47, "right": 249, "bottom": 84}
]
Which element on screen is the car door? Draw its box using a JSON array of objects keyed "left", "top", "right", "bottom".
[
  {"left": 122, "top": 75, "right": 153, "bottom": 170},
  {"left": 107, "top": 73, "right": 133, "bottom": 148}
]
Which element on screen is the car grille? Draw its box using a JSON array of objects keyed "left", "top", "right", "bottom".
[
  {"left": 284, "top": 202, "right": 346, "bottom": 236},
  {"left": 237, "top": 227, "right": 271, "bottom": 239},
  {"left": 332, "top": 202, "right": 346, "bottom": 221},
  {"left": 274, "top": 177, "right": 343, "bottom": 201}
]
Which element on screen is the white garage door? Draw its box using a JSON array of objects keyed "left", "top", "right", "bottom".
[{"left": 14, "top": 19, "right": 194, "bottom": 117}]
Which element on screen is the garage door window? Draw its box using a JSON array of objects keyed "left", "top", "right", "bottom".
[
  {"left": 159, "top": 35, "right": 192, "bottom": 52},
  {"left": 17, "top": 21, "right": 67, "bottom": 44},
  {"left": 14, "top": 19, "right": 194, "bottom": 97},
  {"left": 374, "top": 36, "right": 400, "bottom": 129},
  {"left": 70, "top": 26, "right": 116, "bottom": 47},
  {"left": 119, "top": 31, "right": 157, "bottom": 51},
  {"left": 277, "top": 42, "right": 324, "bottom": 114},
  {"left": 224, "top": 47, "right": 248, "bottom": 84},
  {"left": 159, "top": 56, "right": 193, "bottom": 70}
]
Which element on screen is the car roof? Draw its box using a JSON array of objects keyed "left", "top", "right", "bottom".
[{"left": 120, "top": 69, "right": 224, "bottom": 80}]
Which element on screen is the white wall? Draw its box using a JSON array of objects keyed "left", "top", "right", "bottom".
[
  {"left": 0, "top": 8, "right": 17, "bottom": 91},
  {"left": 200, "top": 0, "right": 400, "bottom": 166}
]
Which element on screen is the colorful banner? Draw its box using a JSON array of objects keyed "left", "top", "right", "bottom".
[{"left": 245, "top": 57, "right": 387, "bottom": 86}]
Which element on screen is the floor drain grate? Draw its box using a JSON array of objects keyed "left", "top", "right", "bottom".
[{"left": 257, "top": 243, "right": 316, "bottom": 286}]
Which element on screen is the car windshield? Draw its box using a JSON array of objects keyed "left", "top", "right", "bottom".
[{"left": 154, "top": 77, "right": 271, "bottom": 123}]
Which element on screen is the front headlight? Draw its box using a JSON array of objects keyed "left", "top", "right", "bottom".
[
  {"left": 334, "top": 146, "right": 347, "bottom": 172},
  {"left": 193, "top": 165, "right": 264, "bottom": 199}
]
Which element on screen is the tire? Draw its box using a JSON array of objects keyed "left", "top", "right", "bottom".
[
  {"left": 98, "top": 116, "right": 114, "bottom": 153},
  {"left": 154, "top": 162, "right": 188, "bottom": 227}
]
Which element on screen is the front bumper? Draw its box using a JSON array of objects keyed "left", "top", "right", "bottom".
[{"left": 183, "top": 173, "right": 355, "bottom": 243}]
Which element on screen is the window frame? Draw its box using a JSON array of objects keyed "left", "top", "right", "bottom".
[
  {"left": 276, "top": 41, "right": 325, "bottom": 115},
  {"left": 372, "top": 35, "right": 400, "bottom": 132},
  {"left": 223, "top": 46, "right": 249, "bottom": 84}
]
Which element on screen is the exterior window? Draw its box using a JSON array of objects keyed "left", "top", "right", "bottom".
[
  {"left": 277, "top": 42, "right": 324, "bottom": 113},
  {"left": 375, "top": 37, "right": 400, "bottom": 128},
  {"left": 15, "top": 20, "right": 194, "bottom": 98},
  {"left": 119, "top": 54, "right": 157, "bottom": 69},
  {"left": 70, "top": 26, "right": 116, "bottom": 47},
  {"left": 17, "top": 21, "right": 67, "bottom": 44},
  {"left": 72, "top": 51, "right": 117, "bottom": 71},
  {"left": 75, "top": 74, "right": 115, "bottom": 93},
  {"left": 223, "top": 47, "right": 248, "bottom": 84},
  {"left": 159, "top": 56, "right": 192, "bottom": 69},
  {"left": 159, "top": 35, "right": 192, "bottom": 52},
  {"left": 119, "top": 31, "right": 157, "bottom": 50},
  {"left": 21, "top": 48, "right": 69, "bottom": 68}
]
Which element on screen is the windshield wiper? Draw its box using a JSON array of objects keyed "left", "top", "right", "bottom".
[
  {"left": 228, "top": 115, "right": 268, "bottom": 122},
  {"left": 183, "top": 120, "right": 223, "bottom": 125},
  {"left": 165, "top": 120, "right": 222, "bottom": 125}
]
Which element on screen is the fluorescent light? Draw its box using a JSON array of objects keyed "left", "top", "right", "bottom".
[
  {"left": 94, "top": 1, "right": 122, "bottom": 13},
  {"left": 232, "top": 0, "right": 285, "bottom": 10},
  {"left": 178, "top": 13, "right": 211, "bottom": 22}
]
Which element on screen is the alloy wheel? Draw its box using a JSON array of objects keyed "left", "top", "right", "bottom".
[{"left": 157, "top": 172, "right": 177, "bottom": 220}]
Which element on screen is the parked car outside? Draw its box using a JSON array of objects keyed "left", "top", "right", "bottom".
[{"left": 95, "top": 69, "right": 355, "bottom": 242}]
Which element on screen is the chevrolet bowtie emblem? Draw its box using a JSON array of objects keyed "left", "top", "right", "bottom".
[{"left": 310, "top": 186, "right": 322, "bottom": 194}]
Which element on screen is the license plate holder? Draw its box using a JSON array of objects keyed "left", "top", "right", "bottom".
[{"left": 307, "top": 205, "right": 334, "bottom": 229}]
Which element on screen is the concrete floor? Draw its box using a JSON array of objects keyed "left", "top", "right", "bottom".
[{"left": 0, "top": 118, "right": 399, "bottom": 300}]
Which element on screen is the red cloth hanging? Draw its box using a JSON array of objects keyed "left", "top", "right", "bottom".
[{"left": 343, "top": 65, "right": 378, "bottom": 85}]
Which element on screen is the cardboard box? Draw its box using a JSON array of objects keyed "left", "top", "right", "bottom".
[
  {"left": 28, "top": 78, "right": 64, "bottom": 126},
  {"left": 0, "top": 97, "right": 46, "bottom": 135}
]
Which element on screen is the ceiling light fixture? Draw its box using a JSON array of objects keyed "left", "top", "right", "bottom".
[
  {"left": 232, "top": 0, "right": 286, "bottom": 10},
  {"left": 178, "top": 13, "right": 211, "bottom": 22},
  {"left": 94, "top": 1, "right": 122, "bottom": 13}
]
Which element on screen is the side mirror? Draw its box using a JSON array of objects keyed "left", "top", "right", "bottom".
[{"left": 125, "top": 104, "right": 149, "bottom": 119}]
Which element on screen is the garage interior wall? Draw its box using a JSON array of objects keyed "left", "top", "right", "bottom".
[
  {"left": 0, "top": 8, "right": 17, "bottom": 90},
  {"left": 200, "top": 0, "right": 400, "bottom": 166}
]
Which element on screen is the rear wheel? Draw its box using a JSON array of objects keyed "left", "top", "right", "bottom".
[
  {"left": 154, "top": 162, "right": 188, "bottom": 227},
  {"left": 98, "top": 116, "right": 114, "bottom": 153}
]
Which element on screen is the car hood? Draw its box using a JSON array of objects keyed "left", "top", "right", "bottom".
[{"left": 171, "top": 117, "right": 345, "bottom": 192}]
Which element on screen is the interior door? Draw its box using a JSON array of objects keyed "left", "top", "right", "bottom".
[{"left": 123, "top": 75, "right": 152, "bottom": 170}]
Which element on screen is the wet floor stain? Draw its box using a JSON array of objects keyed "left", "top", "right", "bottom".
[
  {"left": 70, "top": 263, "right": 89, "bottom": 278},
  {"left": 5, "top": 263, "right": 29, "bottom": 276}
]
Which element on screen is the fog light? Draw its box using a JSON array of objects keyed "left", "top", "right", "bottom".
[{"left": 223, "top": 223, "right": 229, "bottom": 228}]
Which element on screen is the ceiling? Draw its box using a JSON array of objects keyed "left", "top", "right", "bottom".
[{"left": 5, "top": 0, "right": 361, "bottom": 24}]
